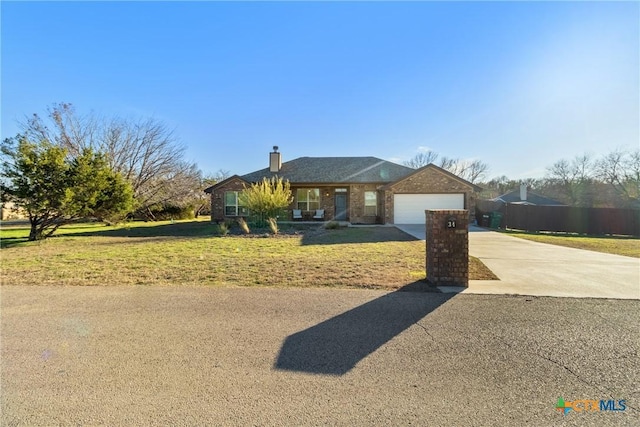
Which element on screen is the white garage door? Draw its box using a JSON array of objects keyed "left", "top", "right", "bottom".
[{"left": 394, "top": 194, "right": 464, "bottom": 224}]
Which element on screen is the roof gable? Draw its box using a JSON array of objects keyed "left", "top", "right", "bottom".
[
  {"left": 203, "top": 175, "right": 249, "bottom": 193},
  {"left": 240, "top": 157, "right": 415, "bottom": 184},
  {"left": 381, "top": 163, "right": 481, "bottom": 191}
]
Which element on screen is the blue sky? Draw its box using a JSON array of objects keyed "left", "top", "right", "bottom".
[{"left": 2, "top": 1, "right": 638, "bottom": 180}]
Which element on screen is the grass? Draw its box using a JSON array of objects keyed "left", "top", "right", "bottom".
[
  {"left": 1, "top": 219, "right": 497, "bottom": 290},
  {"left": 503, "top": 230, "right": 640, "bottom": 258}
]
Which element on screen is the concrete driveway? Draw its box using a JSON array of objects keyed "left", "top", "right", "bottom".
[{"left": 395, "top": 225, "right": 640, "bottom": 299}]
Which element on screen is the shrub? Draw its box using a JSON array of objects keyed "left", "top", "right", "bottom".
[
  {"left": 146, "top": 204, "right": 195, "bottom": 221},
  {"left": 237, "top": 217, "right": 250, "bottom": 234},
  {"left": 267, "top": 217, "right": 278, "bottom": 235},
  {"left": 215, "top": 222, "right": 230, "bottom": 236},
  {"left": 324, "top": 221, "right": 341, "bottom": 230},
  {"left": 239, "top": 177, "right": 293, "bottom": 226}
]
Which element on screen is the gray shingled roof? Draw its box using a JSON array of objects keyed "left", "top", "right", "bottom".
[
  {"left": 240, "top": 157, "right": 415, "bottom": 184},
  {"left": 493, "top": 190, "right": 565, "bottom": 206}
]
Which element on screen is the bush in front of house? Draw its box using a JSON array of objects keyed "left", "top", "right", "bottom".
[
  {"left": 267, "top": 217, "right": 279, "bottom": 235},
  {"left": 239, "top": 177, "right": 293, "bottom": 229},
  {"left": 214, "top": 221, "right": 231, "bottom": 236},
  {"left": 237, "top": 217, "right": 251, "bottom": 234},
  {"left": 324, "top": 221, "right": 342, "bottom": 230}
]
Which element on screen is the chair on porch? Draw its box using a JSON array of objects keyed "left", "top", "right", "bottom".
[
  {"left": 312, "top": 209, "right": 325, "bottom": 220},
  {"left": 292, "top": 209, "right": 303, "bottom": 220}
]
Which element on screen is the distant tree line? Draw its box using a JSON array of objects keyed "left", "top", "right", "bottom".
[
  {"left": 404, "top": 148, "right": 640, "bottom": 208},
  {"left": 4, "top": 101, "right": 637, "bottom": 240}
]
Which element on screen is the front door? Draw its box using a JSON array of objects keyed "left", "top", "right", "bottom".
[{"left": 335, "top": 193, "right": 347, "bottom": 221}]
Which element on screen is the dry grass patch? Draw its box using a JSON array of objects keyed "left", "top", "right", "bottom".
[
  {"left": 1, "top": 221, "right": 496, "bottom": 289},
  {"left": 469, "top": 256, "right": 499, "bottom": 280}
]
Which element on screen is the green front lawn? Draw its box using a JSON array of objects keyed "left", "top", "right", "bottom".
[
  {"left": 1, "top": 220, "right": 497, "bottom": 289},
  {"left": 504, "top": 230, "right": 640, "bottom": 258}
]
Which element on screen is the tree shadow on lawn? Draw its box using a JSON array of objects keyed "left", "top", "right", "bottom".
[
  {"left": 2, "top": 223, "right": 419, "bottom": 248},
  {"left": 64, "top": 220, "right": 217, "bottom": 239},
  {"left": 274, "top": 281, "right": 455, "bottom": 376},
  {"left": 301, "top": 226, "right": 417, "bottom": 245},
  {"left": 1, "top": 221, "right": 217, "bottom": 249},
  {"left": 0, "top": 237, "right": 29, "bottom": 249}
]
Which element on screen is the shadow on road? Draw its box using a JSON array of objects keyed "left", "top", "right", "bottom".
[{"left": 274, "top": 282, "right": 455, "bottom": 375}]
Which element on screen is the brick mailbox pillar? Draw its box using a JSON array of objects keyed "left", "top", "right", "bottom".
[{"left": 426, "top": 209, "right": 469, "bottom": 286}]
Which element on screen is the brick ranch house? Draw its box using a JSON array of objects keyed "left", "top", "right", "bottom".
[{"left": 205, "top": 147, "right": 480, "bottom": 225}]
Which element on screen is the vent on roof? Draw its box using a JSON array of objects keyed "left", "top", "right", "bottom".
[{"left": 269, "top": 146, "right": 282, "bottom": 173}]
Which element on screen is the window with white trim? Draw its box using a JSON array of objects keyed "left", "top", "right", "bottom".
[
  {"left": 224, "top": 191, "right": 248, "bottom": 216},
  {"left": 364, "top": 191, "right": 377, "bottom": 216},
  {"left": 296, "top": 189, "right": 320, "bottom": 211}
]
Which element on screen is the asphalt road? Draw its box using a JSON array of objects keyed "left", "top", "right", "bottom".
[{"left": 1, "top": 286, "right": 638, "bottom": 426}]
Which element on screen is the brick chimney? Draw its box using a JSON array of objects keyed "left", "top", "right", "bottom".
[{"left": 269, "top": 146, "right": 282, "bottom": 173}]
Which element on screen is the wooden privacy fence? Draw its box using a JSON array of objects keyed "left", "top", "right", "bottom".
[{"left": 476, "top": 202, "right": 640, "bottom": 237}]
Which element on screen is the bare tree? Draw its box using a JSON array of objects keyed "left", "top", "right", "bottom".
[
  {"left": 464, "top": 159, "right": 490, "bottom": 184},
  {"left": 438, "top": 156, "right": 488, "bottom": 183},
  {"left": 404, "top": 151, "right": 488, "bottom": 183},
  {"left": 480, "top": 175, "right": 513, "bottom": 198},
  {"left": 596, "top": 149, "right": 640, "bottom": 206},
  {"left": 210, "top": 169, "right": 231, "bottom": 183},
  {"left": 403, "top": 151, "right": 439, "bottom": 168},
  {"left": 193, "top": 170, "right": 232, "bottom": 217},
  {"left": 438, "top": 156, "right": 460, "bottom": 173},
  {"left": 19, "top": 103, "right": 200, "bottom": 219},
  {"left": 545, "top": 154, "right": 596, "bottom": 206}
]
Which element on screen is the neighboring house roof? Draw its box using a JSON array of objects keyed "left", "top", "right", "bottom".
[
  {"left": 492, "top": 190, "right": 565, "bottom": 206},
  {"left": 240, "top": 156, "right": 415, "bottom": 184}
]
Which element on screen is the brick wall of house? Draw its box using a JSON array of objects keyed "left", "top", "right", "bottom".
[
  {"left": 209, "top": 166, "right": 477, "bottom": 225},
  {"left": 210, "top": 177, "right": 248, "bottom": 221},
  {"left": 289, "top": 186, "right": 335, "bottom": 221},
  {"left": 213, "top": 182, "right": 341, "bottom": 222},
  {"left": 383, "top": 167, "right": 477, "bottom": 224},
  {"left": 289, "top": 185, "right": 380, "bottom": 223},
  {"left": 349, "top": 184, "right": 381, "bottom": 224},
  {"left": 319, "top": 187, "right": 335, "bottom": 220},
  {"left": 426, "top": 209, "right": 469, "bottom": 286}
]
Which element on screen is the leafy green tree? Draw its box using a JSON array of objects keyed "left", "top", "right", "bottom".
[
  {"left": 239, "top": 177, "right": 293, "bottom": 228},
  {"left": 1, "top": 135, "right": 134, "bottom": 240}
]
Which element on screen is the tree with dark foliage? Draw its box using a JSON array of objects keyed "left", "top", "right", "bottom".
[{"left": 1, "top": 135, "right": 133, "bottom": 240}]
